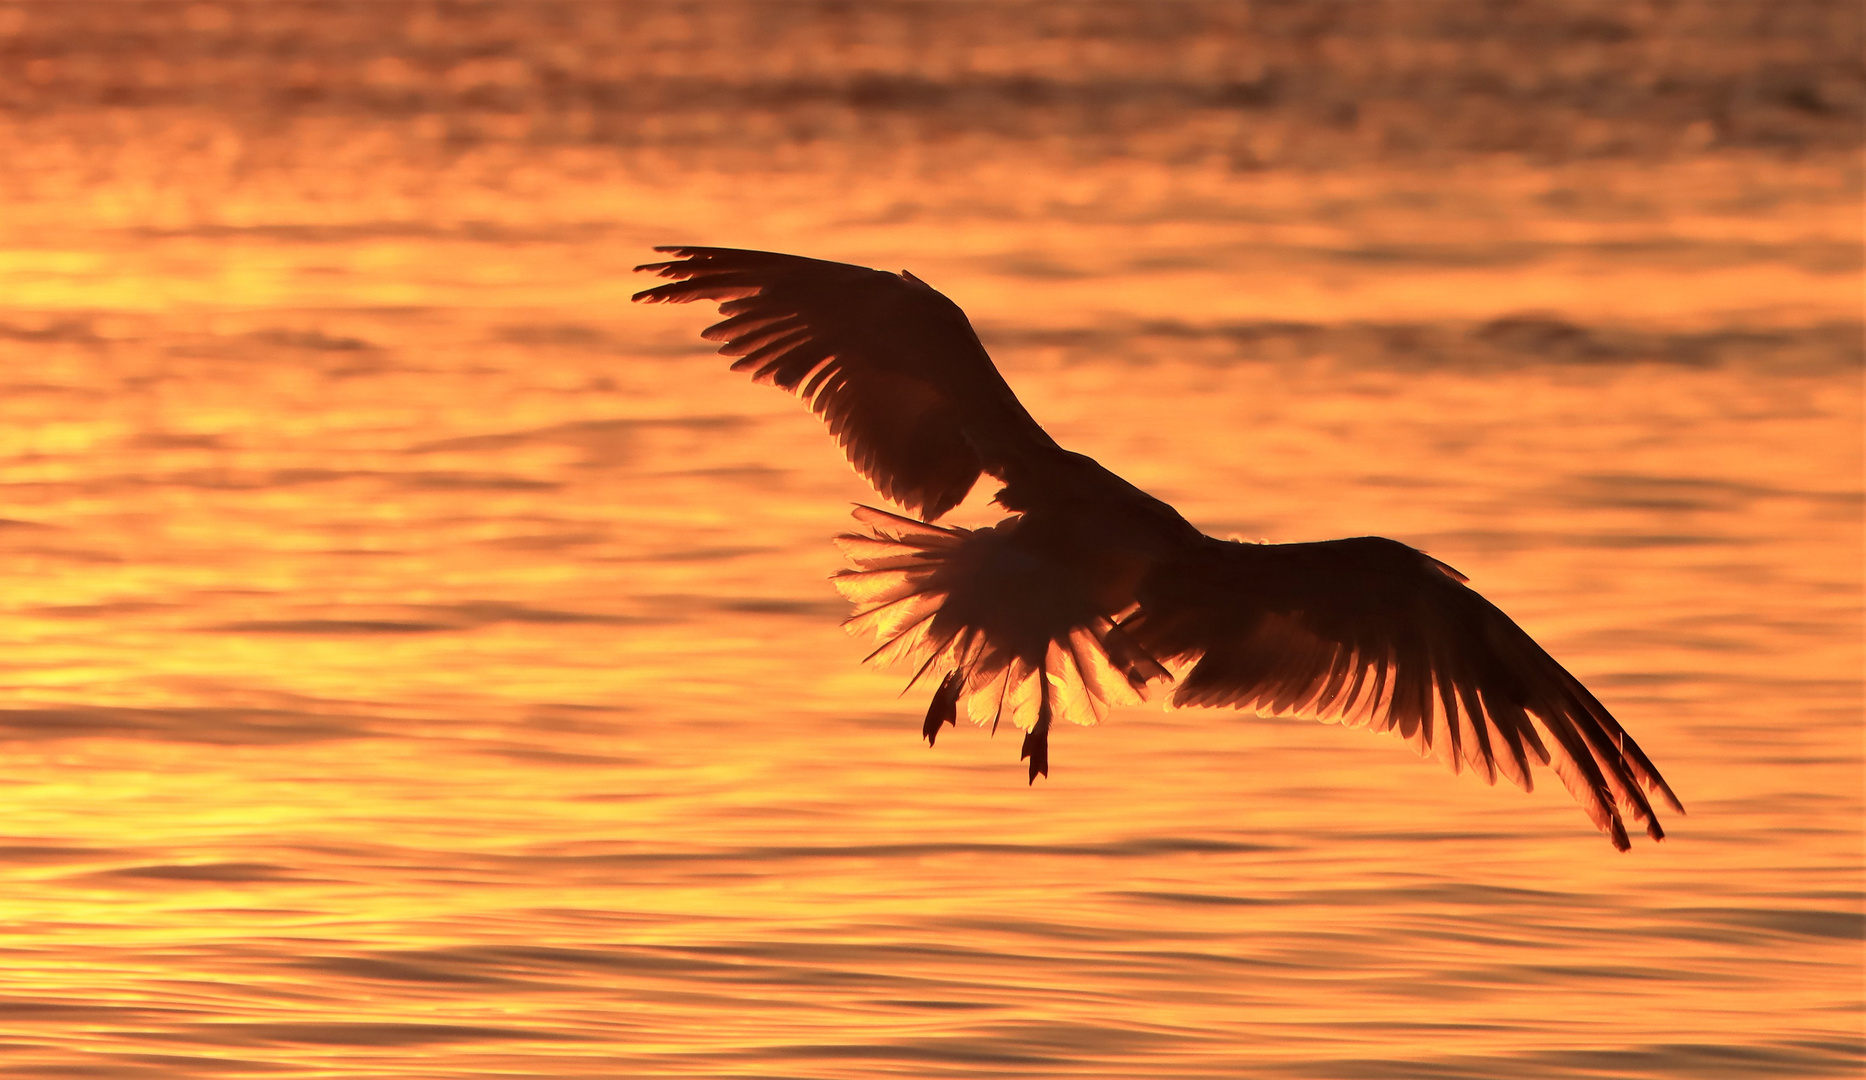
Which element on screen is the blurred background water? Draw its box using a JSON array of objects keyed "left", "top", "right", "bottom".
[{"left": 0, "top": 2, "right": 1859, "bottom": 1076}]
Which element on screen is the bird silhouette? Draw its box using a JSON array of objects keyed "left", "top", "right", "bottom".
[{"left": 633, "top": 246, "right": 1681, "bottom": 850}]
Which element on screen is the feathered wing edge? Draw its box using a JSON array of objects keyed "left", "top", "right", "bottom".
[
  {"left": 828, "top": 507, "right": 1681, "bottom": 848},
  {"left": 831, "top": 505, "right": 1168, "bottom": 781},
  {"left": 1173, "top": 627, "right": 1680, "bottom": 850},
  {"left": 632, "top": 247, "right": 1016, "bottom": 521},
  {"left": 1132, "top": 544, "right": 1683, "bottom": 852}
]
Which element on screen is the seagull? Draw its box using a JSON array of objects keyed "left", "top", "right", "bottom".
[{"left": 633, "top": 246, "right": 1681, "bottom": 850}]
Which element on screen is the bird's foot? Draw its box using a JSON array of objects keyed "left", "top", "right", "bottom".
[
  {"left": 923, "top": 670, "right": 963, "bottom": 746},
  {"left": 1020, "top": 724, "right": 1049, "bottom": 784}
]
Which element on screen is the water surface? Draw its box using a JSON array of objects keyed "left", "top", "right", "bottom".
[{"left": 0, "top": 3, "right": 1859, "bottom": 1077}]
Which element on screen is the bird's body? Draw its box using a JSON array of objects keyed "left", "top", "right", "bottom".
[{"left": 634, "top": 246, "right": 1682, "bottom": 850}]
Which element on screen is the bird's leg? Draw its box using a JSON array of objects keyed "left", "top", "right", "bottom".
[
  {"left": 1021, "top": 673, "right": 1052, "bottom": 783},
  {"left": 923, "top": 670, "right": 963, "bottom": 746}
]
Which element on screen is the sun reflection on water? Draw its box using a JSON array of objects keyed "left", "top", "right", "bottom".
[{"left": 0, "top": 2, "right": 1857, "bottom": 1076}]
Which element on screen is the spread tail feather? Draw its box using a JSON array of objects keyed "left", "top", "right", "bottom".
[{"left": 834, "top": 505, "right": 1167, "bottom": 773}]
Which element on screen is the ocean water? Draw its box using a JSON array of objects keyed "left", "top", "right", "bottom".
[{"left": 0, "top": 3, "right": 1859, "bottom": 1076}]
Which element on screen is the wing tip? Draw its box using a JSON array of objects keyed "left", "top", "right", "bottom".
[
  {"left": 630, "top": 246, "right": 723, "bottom": 290},
  {"left": 1651, "top": 777, "right": 1687, "bottom": 815},
  {"left": 633, "top": 246, "right": 698, "bottom": 270}
]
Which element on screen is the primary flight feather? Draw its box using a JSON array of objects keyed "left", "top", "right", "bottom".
[{"left": 633, "top": 246, "right": 1682, "bottom": 851}]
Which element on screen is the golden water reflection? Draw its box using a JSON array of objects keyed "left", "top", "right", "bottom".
[{"left": 0, "top": 3, "right": 1858, "bottom": 1077}]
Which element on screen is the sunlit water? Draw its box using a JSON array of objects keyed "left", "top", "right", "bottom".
[{"left": 0, "top": 4, "right": 1859, "bottom": 1077}]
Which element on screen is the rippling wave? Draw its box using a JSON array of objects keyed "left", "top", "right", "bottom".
[{"left": 0, "top": 2, "right": 1857, "bottom": 1077}]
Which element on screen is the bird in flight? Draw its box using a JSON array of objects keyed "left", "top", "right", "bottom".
[{"left": 634, "top": 246, "right": 1681, "bottom": 850}]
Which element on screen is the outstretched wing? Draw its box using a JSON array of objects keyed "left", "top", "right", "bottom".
[
  {"left": 1123, "top": 536, "right": 1683, "bottom": 850},
  {"left": 633, "top": 246, "right": 1055, "bottom": 521}
]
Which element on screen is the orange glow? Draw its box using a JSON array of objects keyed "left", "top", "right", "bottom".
[{"left": 0, "top": 3, "right": 1857, "bottom": 1076}]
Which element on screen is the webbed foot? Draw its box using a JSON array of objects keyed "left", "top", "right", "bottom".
[
  {"left": 1020, "top": 721, "right": 1049, "bottom": 783},
  {"left": 923, "top": 670, "right": 962, "bottom": 746}
]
